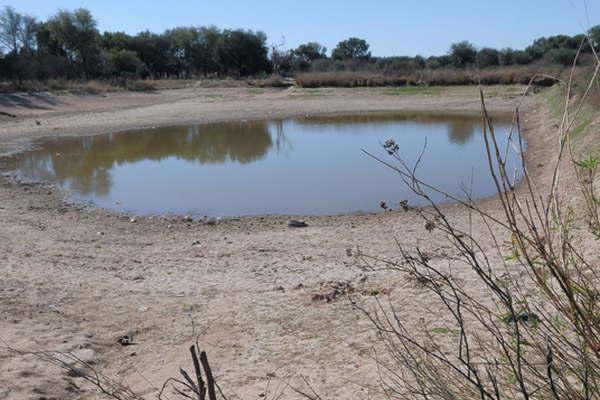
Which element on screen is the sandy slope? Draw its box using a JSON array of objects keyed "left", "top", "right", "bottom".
[{"left": 0, "top": 86, "right": 560, "bottom": 399}]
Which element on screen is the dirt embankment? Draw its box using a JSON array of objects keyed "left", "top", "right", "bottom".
[{"left": 0, "top": 86, "right": 561, "bottom": 400}]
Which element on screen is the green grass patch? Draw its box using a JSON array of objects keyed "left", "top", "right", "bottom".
[
  {"left": 385, "top": 86, "right": 444, "bottom": 96},
  {"left": 541, "top": 82, "right": 597, "bottom": 139},
  {"left": 247, "top": 88, "right": 265, "bottom": 95},
  {"left": 482, "top": 85, "right": 525, "bottom": 97},
  {"left": 541, "top": 85, "right": 565, "bottom": 118},
  {"left": 571, "top": 116, "right": 593, "bottom": 138},
  {"left": 203, "top": 93, "right": 226, "bottom": 100},
  {"left": 431, "top": 327, "right": 451, "bottom": 335},
  {"left": 305, "top": 88, "right": 324, "bottom": 96}
]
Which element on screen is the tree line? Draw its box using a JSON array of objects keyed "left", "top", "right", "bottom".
[{"left": 1, "top": 5, "right": 599, "bottom": 84}]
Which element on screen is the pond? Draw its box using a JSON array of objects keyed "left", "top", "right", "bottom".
[{"left": 4, "top": 112, "right": 524, "bottom": 217}]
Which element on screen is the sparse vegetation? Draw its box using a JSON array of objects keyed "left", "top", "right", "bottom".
[
  {"left": 355, "top": 41, "right": 600, "bottom": 400},
  {"left": 295, "top": 66, "right": 562, "bottom": 88}
]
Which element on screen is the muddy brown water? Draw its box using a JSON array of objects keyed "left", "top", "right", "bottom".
[{"left": 3, "top": 112, "right": 523, "bottom": 217}]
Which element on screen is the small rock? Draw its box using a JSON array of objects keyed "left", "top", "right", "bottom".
[
  {"left": 117, "top": 332, "right": 136, "bottom": 346},
  {"left": 503, "top": 312, "right": 540, "bottom": 325},
  {"left": 182, "top": 215, "right": 193, "bottom": 223},
  {"left": 129, "top": 217, "right": 137, "bottom": 223},
  {"left": 274, "top": 286, "right": 285, "bottom": 292},
  {"left": 425, "top": 221, "right": 435, "bottom": 232},
  {"left": 137, "top": 306, "right": 149, "bottom": 313},
  {"left": 48, "top": 304, "right": 61, "bottom": 313},
  {"left": 312, "top": 293, "right": 326, "bottom": 301},
  {"left": 288, "top": 220, "right": 308, "bottom": 228},
  {"left": 518, "top": 312, "right": 539, "bottom": 325}
]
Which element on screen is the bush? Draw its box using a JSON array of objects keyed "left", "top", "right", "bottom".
[
  {"left": 295, "top": 67, "right": 560, "bottom": 88},
  {"left": 295, "top": 72, "right": 411, "bottom": 88},
  {"left": 477, "top": 48, "right": 500, "bottom": 68},
  {"left": 426, "top": 55, "right": 452, "bottom": 69},
  {"left": 513, "top": 50, "right": 533, "bottom": 65},
  {"left": 499, "top": 48, "right": 515, "bottom": 65},
  {"left": 110, "top": 50, "right": 143, "bottom": 75},
  {"left": 135, "top": 63, "right": 150, "bottom": 79},
  {"left": 331, "top": 37, "right": 371, "bottom": 61},
  {"left": 547, "top": 47, "right": 578, "bottom": 66},
  {"left": 311, "top": 58, "right": 334, "bottom": 72},
  {"left": 449, "top": 41, "right": 477, "bottom": 68}
]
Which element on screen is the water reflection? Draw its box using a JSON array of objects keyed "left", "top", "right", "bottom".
[
  {"left": 297, "top": 113, "right": 482, "bottom": 144},
  {"left": 14, "top": 121, "right": 274, "bottom": 196},
  {"left": 5, "top": 112, "right": 521, "bottom": 216}
]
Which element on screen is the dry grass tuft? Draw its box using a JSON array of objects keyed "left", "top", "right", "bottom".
[{"left": 296, "top": 66, "right": 564, "bottom": 88}]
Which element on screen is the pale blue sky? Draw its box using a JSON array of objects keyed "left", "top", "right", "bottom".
[{"left": 3, "top": 1, "right": 599, "bottom": 56}]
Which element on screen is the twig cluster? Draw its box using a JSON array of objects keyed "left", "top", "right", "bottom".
[{"left": 356, "top": 34, "right": 600, "bottom": 399}]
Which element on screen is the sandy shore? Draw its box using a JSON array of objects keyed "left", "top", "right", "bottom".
[{"left": 0, "top": 86, "right": 558, "bottom": 399}]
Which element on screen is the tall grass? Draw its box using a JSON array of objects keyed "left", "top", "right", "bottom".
[{"left": 295, "top": 66, "right": 563, "bottom": 88}]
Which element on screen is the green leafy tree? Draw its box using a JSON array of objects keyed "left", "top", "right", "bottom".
[
  {"left": 41, "top": 9, "right": 100, "bottom": 78},
  {"left": 547, "top": 47, "right": 578, "bottom": 66},
  {"left": 589, "top": 25, "right": 600, "bottom": 51},
  {"left": 294, "top": 42, "right": 326, "bottom": 62},
  {"left": 127, "top": 31, "right": 172, "bottom": 78},
  {"left": 566, "top": 34, "right": 590, "bottom": 52},
  {"left": 526, "top": 35, "right": 572, "bottom": 60},
  {"left": 104, "top": 49, "right": 143, "bottom": 76},
  {"left": 100, "top": 31, "right": 132, "bottom": 51},
  {"left": 449, "top": 41, "right": 477, "bottom": 68},
  {"left": 498, "top": 48, "right": 515, "bottom": 65},
  {"left": 426, "top": 55, "right": 451, "bottom": 69},
  {"left": 164, "top": 27, "right": 201, "bottom": 77},
  {"left": 192, "top": 26, "right": 220, "bottom": 77},
  {"left": 477, "top": 47, "right": 500, "bottom": 68},
  {"left": 513, "top": 50, "right": 532, "bottom": 65},
  {"left": 216, "top": 29, "right": 270, "bottom": 76},
  {"left": 376, "top": 56, "right": 421, "bottom": 73},
  {"left": 414, "top": 55, "right": 426, "bottom": 69},
  {"left": 331, "top": 37, "right": 370, "bottom": 60},
  {"left": 293, "top": 42, "right": 326, "bottom": 71}
]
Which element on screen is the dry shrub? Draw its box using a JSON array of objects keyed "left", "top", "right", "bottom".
[
  {"left": 295, "top": 72, "right": 412, "bottom": 88},
  {"left": 295, "top": 66, "right": 565, "bottom": 88},
  {"left": 0, "top": 78, "right": 158, "bottom": 94},
  {"left": 249, "top": 75, "right": 295, "bottom": 88},
  {"left": 356, "top": 41, "right": 600, "bottom": 399}
]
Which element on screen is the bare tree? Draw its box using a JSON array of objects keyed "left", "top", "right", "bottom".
[
  {"left": 0, "top": 6, "right": 22, "bottom": 53},
  {"left": 19, "top": 15, "right": 38, "bottom": 53}
]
